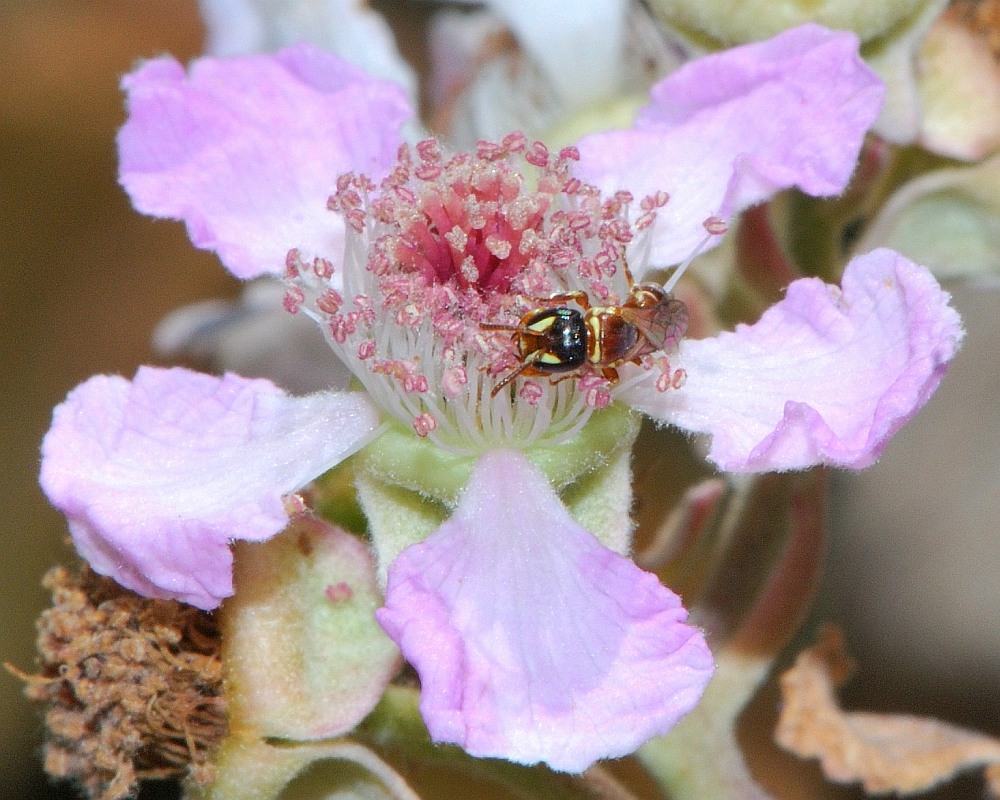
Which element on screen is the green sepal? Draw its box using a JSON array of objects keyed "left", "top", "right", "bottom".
[
  {"left": 354, "top": 402, "right": 640, "bottom": 506},
  {"left": 188, "top": 734, "right": 421, "bottom": 800},
  {"left": 354, "top": 472, "right": 450, "bottom": 586},
  {"left": 638, "top": 651, "right": 773, "bottom": 800},
  {"left": 355, "top": 405, "right": 641, "bottom": 582},
  {"left": 858, "top": 154, "right": 1000, "bottom": 280},
  {"left": 309, "top": 456, "right": 369, "bottom": 535},
  {"left": 645, "top": 0, "right": 940, "bottom": 49}
]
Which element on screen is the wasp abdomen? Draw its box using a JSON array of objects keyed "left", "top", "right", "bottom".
[{"left": 588, "top": 311, "right": 639, "bottom": 366}]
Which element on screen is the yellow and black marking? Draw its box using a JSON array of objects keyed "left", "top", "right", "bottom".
[
  {"left": 525, "top": 314, "right": 557, "bottom": 333},
  {"left": 518, "top": 307, "right": 587, "bottom": 372},
  {"left": 586, "top": 313, "right": 605, "bottom": 363},
  {"left": 485, "top": 278, "right": 689, "bottom": 397}
]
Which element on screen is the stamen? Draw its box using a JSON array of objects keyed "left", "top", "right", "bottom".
[
  {"left": 663, "top": 215, "right": 728, "bottom": 293},
  {"left": 283, "top": 134, "right": 690, "bottom": 454},
  {"left": 413, "top": 413, "right": 437, "bottom": 437},
  {"left": 519, "top": 381, "right": 544, "bottom": 406},
  {"left": 579, "top": 375, "right": 612, "bottom": 409}
]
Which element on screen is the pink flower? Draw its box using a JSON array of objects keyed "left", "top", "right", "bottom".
[{"left": 40, "top": 26, "right": 962, "bottom": 771}]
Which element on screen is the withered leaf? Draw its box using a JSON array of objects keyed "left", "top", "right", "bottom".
[{"left": 776, "top": 626, "right": 1000, "bottom": 796}]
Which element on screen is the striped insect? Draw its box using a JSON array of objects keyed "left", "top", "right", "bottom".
[{"left": 485, "top": 278, "right": 688, "bottom": 398}]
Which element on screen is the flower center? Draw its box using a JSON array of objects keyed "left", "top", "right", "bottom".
[{"left": 283, "top": 133, "right": 681, "bottom": 454}]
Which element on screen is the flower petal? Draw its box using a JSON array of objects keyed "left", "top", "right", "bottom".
[
  {"left": 39, "top": 366, "right": 382, "bottom": 609},
  {"left": 118, "top": 44, "right": 411, "bottom": 279},
  {"left": 376, "top": 449, "right": 714, "bottom": 773},
  {"left": 153, "top": 279, "right": 354, "bottom": 394},
  {"left": 916, "top": 9, "right": 1000, "bottom": 160},
  {"left": 575, "top": 24, "right": 884, "bottom": 268},
  {"left": 199, "top": 0, "right": 419, "bottom": 109},
  {"left": 862, "top": 0, "right": 948, "bottom": 144},
  {"left": 622, "top": 249, "right": 963, "bottom": 472},
  {"left": 481, "top": 0, "right": 628, "bottom": 108}
]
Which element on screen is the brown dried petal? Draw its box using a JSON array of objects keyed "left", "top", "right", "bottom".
[
  {"left": 776, "top": 626, "right": 1000, "bottom": 795},
  {"left": 987, "top": 763, "right": 1000, "bottom": 795}
]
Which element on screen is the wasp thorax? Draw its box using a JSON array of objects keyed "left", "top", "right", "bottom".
[{"left": 282, "top": 134, "right": 685, "bottom": 454}]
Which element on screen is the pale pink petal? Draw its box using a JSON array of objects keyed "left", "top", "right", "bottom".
[
  {"left": 575, "top": 24, "right": 884, "bottom": 270},
  {"left": 39, "top": 367, "right": 382, "bottom": 609},
  {"left": 152, "top": 279, "right": 354, "bottom": 394},
  {"left": 481, "top": 0, "right": 628, "bottom": 107},
  {"left": 427, "top": 10, "right": 507, "bottom": 109},
  {"left": 198, "top": 0, "right": 419, "bottom": 107},
  {"left": 118, "top": 44, "right": 411, "bottom": 279},
  {"left": 376, "top": 449, "right": 714, "bottom": 773},
  {"left": 435, "top": 0, "right": 633, "bottom": 107},
  {"left": 621, "top": 250, "right": 963, "bottom": 472}
]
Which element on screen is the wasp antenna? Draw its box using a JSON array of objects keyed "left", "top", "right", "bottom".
[
  {"left": 480, "top": 322, "right": 519, "bottom": 332},
  {"left": 622, "top": 254, "right": 636, "bottom": 290}
]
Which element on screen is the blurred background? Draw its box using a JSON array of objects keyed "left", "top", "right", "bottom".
[
  {"left": 1, "top": 3, "right": 227, "bottom": 797},
  {"left": 1, "top": 2, "right": 996, "bottom": 799}
]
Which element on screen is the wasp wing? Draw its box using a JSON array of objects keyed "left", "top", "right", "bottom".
[{"left": 621, "top": 295, "right": 688, "bottom": 351}]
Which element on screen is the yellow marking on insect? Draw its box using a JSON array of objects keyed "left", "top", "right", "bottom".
[
  {"left": 526, "top": 315, "right": 556, "bottom": 333},
  {"left": 587, "top": 315, "right": 603, "bottom": 362},
  {"left": 537, "top": 352, "right": 564, "bottom": 365}
]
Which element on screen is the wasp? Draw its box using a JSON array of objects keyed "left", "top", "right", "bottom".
[{"left": 484, "top": 276, "right": 688, "bottom": 398}]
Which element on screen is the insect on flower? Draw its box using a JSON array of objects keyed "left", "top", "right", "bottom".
[{"left": 485, "top": 263, "right": 689, "bottom": 397}]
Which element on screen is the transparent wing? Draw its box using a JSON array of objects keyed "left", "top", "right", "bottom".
[{"left": 621, "top": 295, "right": 688, "bottom": 351}]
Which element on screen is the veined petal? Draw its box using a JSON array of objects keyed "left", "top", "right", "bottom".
[
  {"left": 482, "top": 0, "right": 628, "bottom": 108},
  {"left": 575, "top": 24, "right": 884, "bottom": 270},
  {"left": 199, "top": 0, "right": 419, "bottom": 108},
  {"left": 376, "top": 449, "right": 713, "bottom": 773},
  {"left": 118, "top": 44, "right": 411, "bottom": 279},
  {"left": 622, "top": 250, "right": 963, "bottom": 472},
  {"left": 39, "top": 367, "right": 382, "bottom": 609}
]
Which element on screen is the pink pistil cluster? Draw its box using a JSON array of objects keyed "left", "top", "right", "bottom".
[{"left": 282, "top": 132, "right": 680, "bottom": 450}]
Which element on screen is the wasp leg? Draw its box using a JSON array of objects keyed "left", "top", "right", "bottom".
[
  {"left": 600, "top": 366, "right": 621, "bottom": 383},
  {"left": 529, "top": 290, "right": 591, "bottom": 310},
  {"left": 622, "top": 255, "right": 637, "bottom": 291},
  {"left": 548, "top": 371, "right": 581, "bottom": 387},
  {"left": 548, "top": 366, "right": 619, "bottom": 387}
]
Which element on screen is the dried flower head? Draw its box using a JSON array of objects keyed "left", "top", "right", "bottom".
[{"left": 9, "top": 566, "right": 225, "bottom": 800}]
